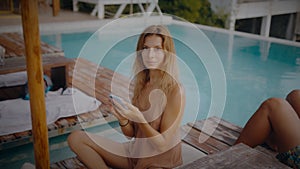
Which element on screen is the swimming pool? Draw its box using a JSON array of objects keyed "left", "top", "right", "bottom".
[
  {"left": 1, "top": 21, "right": 299, "bottom": 168},
  {"left": 41, "top": 22, "right": 300, "bottom": 127}
]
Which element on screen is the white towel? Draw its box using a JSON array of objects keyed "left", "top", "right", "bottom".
[
  {"left": 0, "top": 87, "right": 101, "bottom": 136},
  {"left": 20, "top": 163, "right": 35, "bottom": 169},
  {"left": 0, "top": 71, "right": 27, "bottom": 87}
]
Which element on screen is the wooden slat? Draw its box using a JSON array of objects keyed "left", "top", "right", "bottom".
[
  {"left": 78, "top": 112, "right": 95, "bottom": 122},
  {"left": 189, "top": 117, "right": 240, "bottom": 146},
  {"left": 210, "top": 116, "right": 243, "bottom": 133},
  {"left": 254, "top": 145, "right": 278, "bottom": 158},
  {"left": 50, "top": 161, "right": 67, "bottom": 169},
  {"left": 48, "top": 123, "right": 58, "bottom": 131},
  {"left": 89, "top": 109, "right": 103, "bottom": 119},
  {"left": 0, "top": 32, "right": 63, "bottom": 58},
  {"left": 14, "top": 131, "right": 31, "bottom": 139},
  {"left": 0, "top": 54, "right": 71, "bottom": 75},
  {"left": 178, "top": 143, "right": 290, "bottom": 169},
  {"left": 181, "top": 125, "right": 228, "bottom": 154},
  {"left": 184, "top": 125, "right": 229, "bottom": 151},
  {"left": 61, "top": 157, "right": 86, "bottom": 169},
  {"left": 0, "top": 36, "right": 24, "bottom": 56},
  {"left": 50, "top": 157, "right": 87, "bottom": 169},
  {"left": 68, "top": 58, "right": 133, "bottom": 105},
  {"left": 55, "top": 119, "right": 70, "bottom": 128},
  {"left": 0, "top": 134, "right": 16, "bottom": 143},
  {"left": 181, "top": 117, "right": 241, "bottom": 156},
  {"left": 63, "top": 116, "right": 79, "bottom": 126}
]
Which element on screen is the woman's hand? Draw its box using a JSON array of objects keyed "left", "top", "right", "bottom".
[
  {"left": 108, "top": 99, "right": 127, "bottom": 121},
  {"left": 109, "top": 98, "right": 135, "bottom": 138},
  {"left": 112, "top": 99, "right": 147, "bottom": 124}
]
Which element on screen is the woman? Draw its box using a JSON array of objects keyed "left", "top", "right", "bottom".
[
  {"left": 68, "top": 25, "right": 185, "bottom": 169},
  {"left": 235, "top": 89, "right": 300, "bottom": 168}
]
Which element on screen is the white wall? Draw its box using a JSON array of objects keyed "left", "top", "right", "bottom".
[
  {"left": 208, "top": 0, "right": 232, "bottom": 15},
  {"left": 208, "top": 0, "right": 300, "bottom": 40}
]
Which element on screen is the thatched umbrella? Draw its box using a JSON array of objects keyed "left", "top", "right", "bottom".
[{"left": 21, "top": 0, "right": 50, "bottom": 168}]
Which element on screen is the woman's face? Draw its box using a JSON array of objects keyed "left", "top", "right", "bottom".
[{"left": 141, "top": 35, "right": 165, "bottom": 69}]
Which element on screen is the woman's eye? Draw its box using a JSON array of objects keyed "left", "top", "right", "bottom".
[{"left": 142, "top": 46, "right": 163, "bottom": 52}]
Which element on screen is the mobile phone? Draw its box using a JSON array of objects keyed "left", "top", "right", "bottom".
[{"left": 109, "top": 94, "right": 128, "bottom": 109}]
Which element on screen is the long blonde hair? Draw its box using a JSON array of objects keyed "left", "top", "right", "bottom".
[{"left": 132, "top": 25, "right": 179, "bottom": 105}]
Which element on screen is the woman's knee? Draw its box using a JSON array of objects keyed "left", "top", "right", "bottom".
[
  {"left": 261, "top": 98, "right": 288, "bottom": 115},
  {"left": 262, "top": 97, "right": 297, "bottom": 118},
  {"left": 286, "top": 89, "right": 300, "bottom": 103},
  {"left": 67, "top": 130, "right": 86, "bottom": 150},
  {"left": 262, "top": 97, "right": 285, "bottom": 109}
]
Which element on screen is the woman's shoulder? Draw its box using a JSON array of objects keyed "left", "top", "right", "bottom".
[{"left": 168, "top": 83, "right": 185, "bottom": 98}]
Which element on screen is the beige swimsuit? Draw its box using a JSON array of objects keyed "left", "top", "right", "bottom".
[{"left": 126, "top": 90, "right": 182, "bottom": 169}]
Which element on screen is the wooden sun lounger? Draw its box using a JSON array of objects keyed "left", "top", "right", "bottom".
[
  {"left": 51, "top": 116, "right": 287, "bottom": 168},
  {"left": 0, "top": 56, "right": 133, "bottom": 150},
  {"left": 0, "top": 32, "right": 63, "bottom": 58},
  {"left": 0, "top": 54, "right": 72, "bottom": 149}
]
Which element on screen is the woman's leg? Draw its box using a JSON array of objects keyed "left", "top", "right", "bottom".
[
  {"left": 235, "top": 98, "right": 300, "bottom": 152},
  {"left": 286, "top": 89, "right": 300, "bottom": 118},
  {"left": 67, "top": 130, "right": 130, "bottom": 169}
]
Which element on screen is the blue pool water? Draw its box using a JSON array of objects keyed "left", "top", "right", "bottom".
[{"left": 1, "top": 22, "right": 300, "bottom": 168}]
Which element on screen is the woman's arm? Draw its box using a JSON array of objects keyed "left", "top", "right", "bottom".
[
  {"left": 109, "top": 102, "right": 135, "bottom": 138},
  {"left": 119, "top": 119, "right": 135, "bottom": 138},
  {"left": 138, "top": 85, "right": 185, "bottom": 151},
  {"left": 116, "top": 85, "right": 185, "bottom": 152}
]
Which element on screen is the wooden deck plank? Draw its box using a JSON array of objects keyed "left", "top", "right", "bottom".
[
  {"left": 182, "top": 126, "right": 223, "bottom": 154},
  {"left": 51, "top": 161, "right": 67, "bottom": 169},
  {"left": 178, "top": 143, "right": 290, "bottom": 169},
  {"left": 55, "top": 119, "right": 70, "bottom": 128},
  {"left": 61, "top": 157, "right": 87, "bottom": 169},
  {"left": 254, "top": 145, "right": 277, "bottom": 157},
  {"left": 63, "top": 116, "right": 78, "bottom": 126},
  {"left": 69, "top": 58, "right": 133, "bottom": 105},
  {"left": 188, "top": 117, "right": 240, "bottom": 146},
  {"left": 0, "top": 54, "right": 70, "bottom": 75},
  {"left": 48, "top": 123, "right": 59, "bottom": 131},
  {"left": 0, "top": 134, "right": 16, "bottom": 143},
  {"left": 50, "top": 157, "right": 87, "bottom": 169},
  {"left": 13, "top": 131, "right": 31, "bottom": 139},
  {"left": 0, "top": 32, "right": 63, "bottom": 58},
  {"left": 210, "top": 116, "right": 243, "bottom": 133}
]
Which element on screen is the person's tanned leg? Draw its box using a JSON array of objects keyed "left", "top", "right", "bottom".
[
  {"left": 68, "top": 130, "right": 130, "bottom": 169},
  {"left": 235, "top": 98, "right": 300, "bottom": 152},
  {"left": 286, "top": 89, "right": 300, "bottom": 118}
]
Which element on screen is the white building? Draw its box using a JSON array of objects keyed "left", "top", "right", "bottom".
[{"left": 208, "top": 0, "right": 300, "bottom": 41}]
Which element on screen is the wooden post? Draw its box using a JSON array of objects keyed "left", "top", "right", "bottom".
[
  {"left": 52, "top": 0, "right": 60, "bottom": 16},
  {"left": 21, "top": 0, "right": 50, "bottom": 169}
]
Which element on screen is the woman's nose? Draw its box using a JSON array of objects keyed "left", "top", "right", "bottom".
[{"left": 148, "top": 48, "right": 155, "bottom": 58}]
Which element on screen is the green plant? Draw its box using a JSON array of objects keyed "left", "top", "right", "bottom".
[{"left": 159, "top": 0, "right": 227, "bottom": 28}]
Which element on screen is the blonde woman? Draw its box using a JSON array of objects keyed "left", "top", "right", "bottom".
[{"left": 68, "top": 25, "right": 185, "bottom": 169}]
